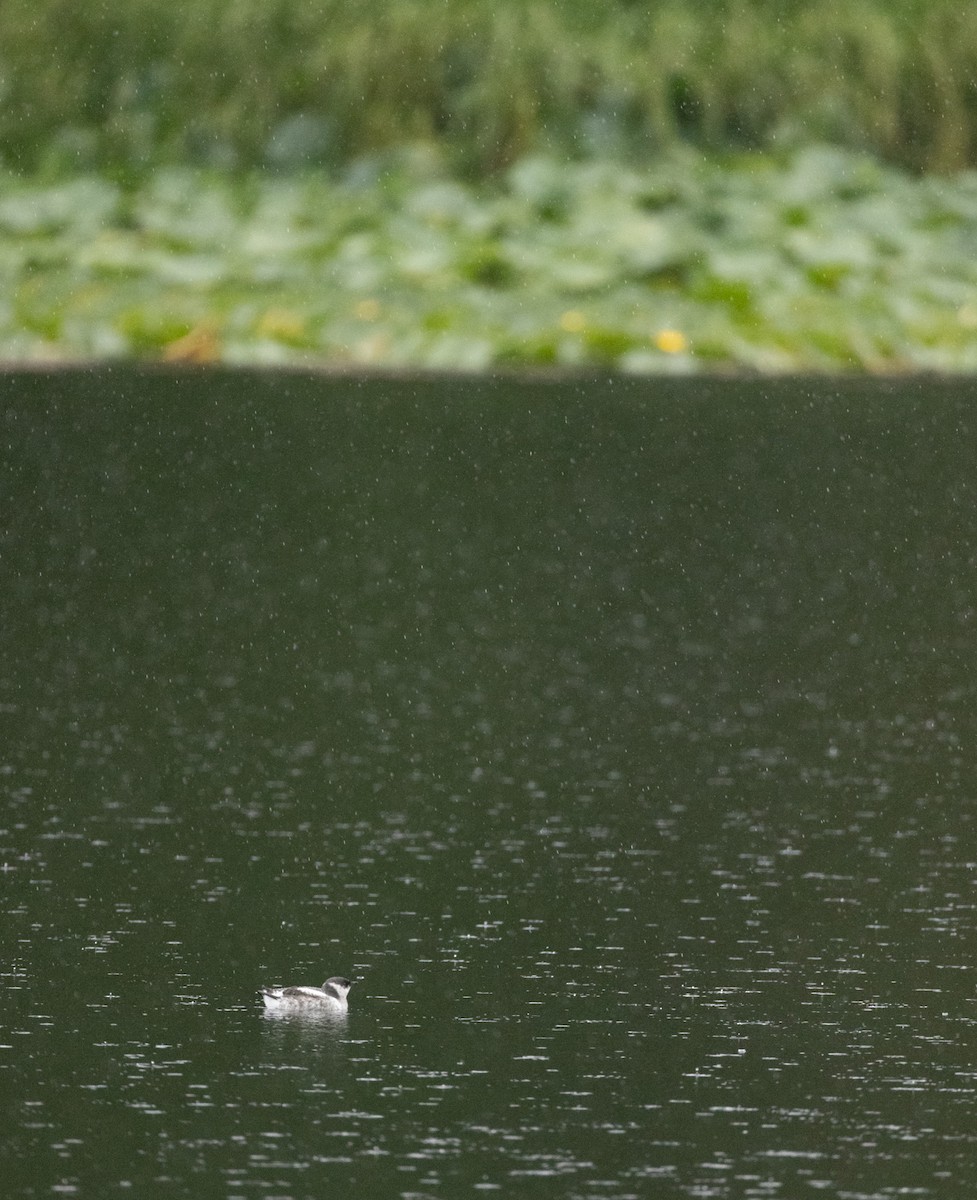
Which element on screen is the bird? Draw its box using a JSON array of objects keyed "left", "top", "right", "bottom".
[{"left": 259, "top": 975, "right": 354, "bottom": 1012}]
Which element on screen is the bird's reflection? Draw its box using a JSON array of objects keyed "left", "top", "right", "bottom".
[{"left": 260, "top": 1005, "right": 348, "bottom": 1030}]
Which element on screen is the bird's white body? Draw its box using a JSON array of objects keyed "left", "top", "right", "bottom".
[{"left": 260, "top": 976, "right": 353, "bottom": 1012}]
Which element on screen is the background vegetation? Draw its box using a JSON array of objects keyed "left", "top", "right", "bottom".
[
  {"left": 4, "top": 0, "right": 977, "bottom": 372},
  {"left": 4, "top": 0, "right": 977, "bottom": 175},
  {"left": 6, "top": 147, "right": 977, "bottom": 372}
]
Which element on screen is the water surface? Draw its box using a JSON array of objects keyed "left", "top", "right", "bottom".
[{"left": 3, "top": 368, "right": 977, "bottom": 1197}]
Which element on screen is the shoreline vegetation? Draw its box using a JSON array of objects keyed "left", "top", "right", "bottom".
[
  {"left": 5, "top": 147, "right": 977, "bottom": 373},
  {"left": 5, "top": 0, "right": 977, "bottom": 373},
  {"left": 6, "top": 0, "right": 977, "bottom": 175}
]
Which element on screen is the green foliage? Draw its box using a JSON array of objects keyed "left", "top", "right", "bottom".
[
  {"left": 3, "top": 0, "right": 977, "bottom": 173},
  {"left": 4, "top": 145, "right": 977, "bottom": 372}
]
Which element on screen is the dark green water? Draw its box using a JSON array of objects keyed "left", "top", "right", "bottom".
[{"left": 3, "top": 368, "right": 977, "bottom": 1198}]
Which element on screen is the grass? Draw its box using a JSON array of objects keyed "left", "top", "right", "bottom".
[
  {"left": 4, "top": 0, "right": 977, "bottom": 174},
  {"left": 4, "top": 144, "right": 977, "bottom": 373}
]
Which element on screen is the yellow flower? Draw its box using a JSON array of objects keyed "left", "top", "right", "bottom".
[
  {"left": 560, "top": 309, "right": 587, "bottom": 333},
  {"left": 653, "top": 328, "right": 688, "bottom": 354}
]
